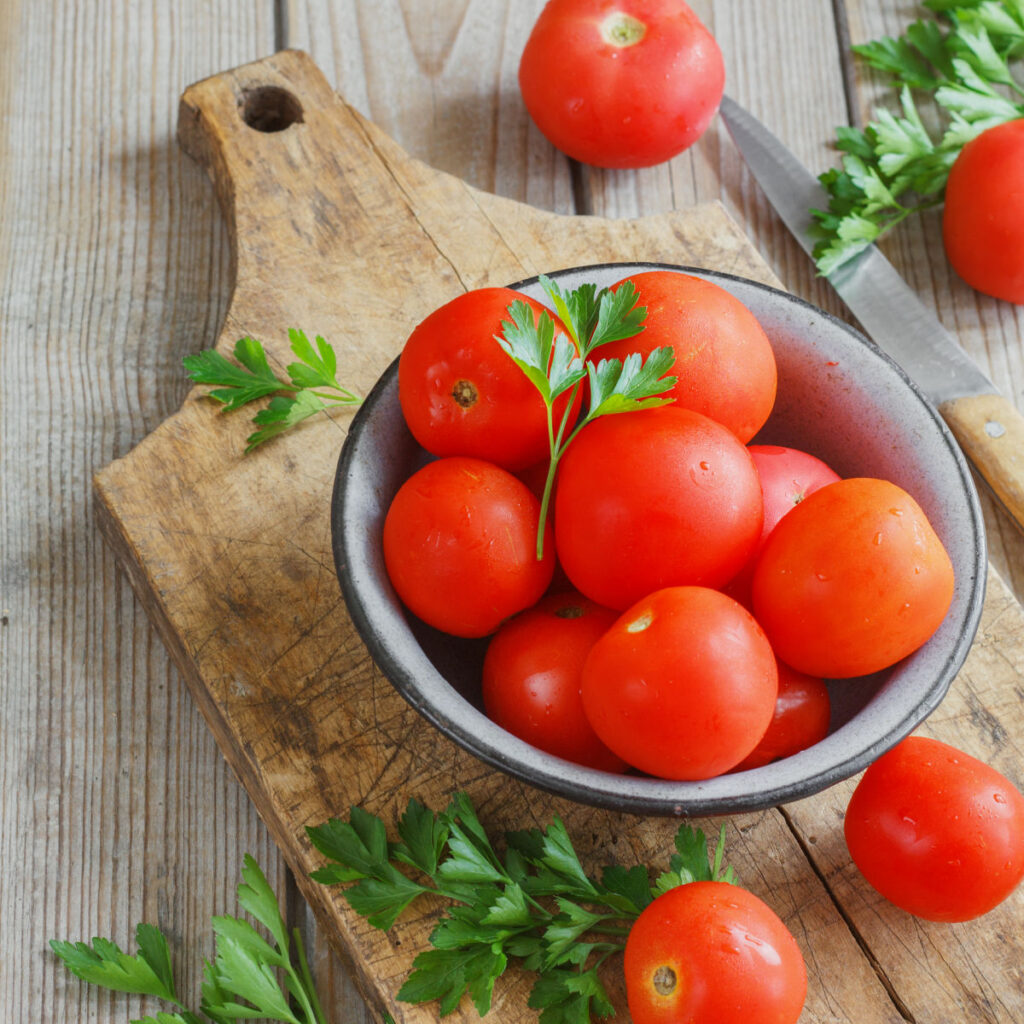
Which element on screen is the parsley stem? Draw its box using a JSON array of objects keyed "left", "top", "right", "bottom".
[
  {"left": 588, "top": 924, "right": 631, "bottom": 938},
  {"left": 308, "top": 390, "right": 361, "bottom": 404},
  {"left": 536, "top": 453, "right": 560, "bottom": 561},
  {"left": 292, "top": 926, "right": 328, "bottom": 1024},
  {"left": 535, "top": 377, "right": 585, "bottom": 560}
]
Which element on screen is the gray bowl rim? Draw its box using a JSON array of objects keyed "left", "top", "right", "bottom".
[{"left": 331, "top": 261, "right": 987, "bottom": 817}]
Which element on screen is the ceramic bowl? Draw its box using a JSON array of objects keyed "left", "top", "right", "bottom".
[{"left": 331, "top": 263, "right": 986, "bottom": 816}]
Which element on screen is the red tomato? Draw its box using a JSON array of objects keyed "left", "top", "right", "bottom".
[
  {"left": 943, "top": 119, "right": 1024, "bottom": 303},
  {"left": 624, "top": 881, "right": 807, "bottom": 1024},
  {"left": 599, "top": 271, "right": 778, "bottom": 442},
  {"left": 382, "top": 457, "right": 554, "bottom": 638},
  {"left": 845, "top": 736, "right": 1024, "bottom": 922},
  {"left": 732, "top": 661, "right": 831, "bottom": 772},
  {"left": 554, "top": 407, "right": 763, "bottom": 610},
  {"left": 398, "top": 288, "right": 578, "bottom": 470},
  {"left": 725, "top": 444, "right": 841, "bottom": 607},
  {"left": 518, "top": 0, "right": 725, "bottom": 169},
  {"left": 581, "top": 587, "right": 778, "bottom": 780},
  {"left": 482, "top": 592, "right": 626, "bottom": 772},
  {"left": 752, "top": 478, "right": 955, "bottom": 678},
  {"left": 748, "top": 444, "right": 842, "bottom": 538}
]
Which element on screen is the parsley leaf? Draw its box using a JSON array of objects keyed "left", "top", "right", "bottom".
[
  {"left": 184, "top": 330, "right": 360, "bottom": 451},
  {"left": 49, "top": 925, "right": 179, "bottom": 1003},
  {"left": 307, "top": 806, "right": 429, "bottom": 929},
  {"left": 654, "top": 824, "right": 736, "bottom": 896},
  {"left": 528, "top": 966, "right": 616, "bottom": 1024},
  {"left": 495, "top": 277, "right": 676, "bottom": 557},
  {"left": 398, "top": 946, "right": 508, "bottom": 1017},
  {"left": 50, "top": 857, "right": 327, "bottom": 1024},
  {"left": 814, "top": 1, "right": 1024, "bottom": 274},
  {"left": 308, "top": 793, "right": 736, "bottom": 1023},
  {"left": 183, "top": 338, "right": 286, "bottom": 412}
]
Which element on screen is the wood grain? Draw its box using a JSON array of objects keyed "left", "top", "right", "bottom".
[
  {"left": 286, "top": 0, "right": 573, "bottom": 213},
  {"left": 0, "top": 2, "right": 291, "bottom": 1022},
  {"left": 5, "top": 3, "right": 1024, "bottom": 1024},
  {"left": 92, "top": 50, "right": 1024, "bottom": 1024}
]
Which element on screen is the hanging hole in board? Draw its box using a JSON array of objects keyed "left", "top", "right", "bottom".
[{"left": 241, "top": 86, "right": 304, "bottom": 133}]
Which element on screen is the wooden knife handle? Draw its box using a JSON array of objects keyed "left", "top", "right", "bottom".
[{"left": 939, "top": 392, "right": 1024, "bottom": 535}]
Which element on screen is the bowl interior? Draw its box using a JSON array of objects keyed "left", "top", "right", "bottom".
[{"left": 332, "top": 263, "right": 986, "bottom": 816}]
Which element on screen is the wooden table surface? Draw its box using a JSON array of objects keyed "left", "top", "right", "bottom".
[{"left": 3, "top": 3, "right": 1023, "bottom": 1023}]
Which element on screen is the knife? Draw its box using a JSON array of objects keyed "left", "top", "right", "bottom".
[{"left": 718, "top": 95, "right": 1024, "bottom": 536}]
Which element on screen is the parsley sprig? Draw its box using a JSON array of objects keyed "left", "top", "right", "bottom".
[
  {"left": 184, "top": 330, "right": 361, "bottom": 452},
  {"left": 497, "top": 274, "right": 676, "bottom": 557},
  {"left": 308, "top": 792, "right": 734, "bottom": 1024},
  {"left": 813, "top": 0, "right": 1024, "bottom": 275},
  {"left": 50, "top": 856, "right": 327, "bottom": 1024}
]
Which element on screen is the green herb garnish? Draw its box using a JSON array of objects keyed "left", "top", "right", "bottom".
[
  {"left": 50, "top": 856, "right": 327, "bottom": 1024},
  {"left": 308, "top": 792, "right": 733, "bottom": 1023},
  {"left": 184, "top": 329, "right": 360, "bottom": 452},
  {"left": 813, "top": 0, "right": 1024, "bottom": 275},
  {"left": 496, "top": 274, "right": 676, "bottom": 557}
]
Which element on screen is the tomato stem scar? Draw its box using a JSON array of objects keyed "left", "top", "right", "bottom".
[
  {"left": 601, "top": 12, "right": 646, "bottom": 47},
  {"left": 451, "top": 380, "right": 478, "bottom": 408},
  {"left": 555, "top": 604, "right": 585, "bottom": 619},
  {"left": 653, "top": 965, "right": 677, "bottom": 995}
]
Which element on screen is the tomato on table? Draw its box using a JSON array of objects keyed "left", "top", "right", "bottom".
[
  {"left": 752, "top": 477, "right": 955, "bottom": 678},
  {"left": 518, "top": 0, "right": 725, "bottom": 169},
  {"left": 844, "top": 736, "right": 1024, "bottom": 922},
  {"left": 624, "top": 881, "right": 807, "bottom": 1024},
  {"left": 554, "top": 406, "right": 764, "bottom": 610},
  {"left": 943, "top": 118, "right": 1024, "bottom": 304},
  {"left": 732, "top": 660, "right": 831, "bottom": 772},
  {"left": 581, "top": 586, "right": 778, "bottom": 780},
  {"left": 398, "top": 288, "right": 578, "bottom": 470},
  {"left": 598, "top": 271, "right": 778, "bottom": 442},
  {"left": 382, "top": 457, "right": 554, "bottom": 638},
  {"left": 482, "top": 592, "right": 625, "bottom": 772}
]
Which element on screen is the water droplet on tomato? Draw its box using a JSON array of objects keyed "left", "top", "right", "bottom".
[
  {"left": 994, "top": 793, "right": 1007, "bottom": 804},
  {"left": 889, "top": 507, "right": 904, "bottom": 516},
  {"left": 873, "top": 532, "right": 883, "bottom": 545}
]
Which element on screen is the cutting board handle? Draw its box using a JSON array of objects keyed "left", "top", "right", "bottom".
[{"left": 176, "top": 50, "right": 373, "bottom": 303}]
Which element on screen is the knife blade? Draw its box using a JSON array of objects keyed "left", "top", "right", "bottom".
[{"left": 719, "top": 95, "right": 1024, "bottom": 536}]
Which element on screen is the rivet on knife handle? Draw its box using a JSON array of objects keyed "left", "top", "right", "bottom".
[{"left": 939, "top": 394, "right": 1024, "bottom": 533}]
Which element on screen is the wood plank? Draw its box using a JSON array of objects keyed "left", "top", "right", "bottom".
[
  {"left": 0, "top": 3, "right": 284, "bottom": 1023},
  {"left": 93, "top": 49, "right": 1024, "bottom": 1023},
  {"left": 286, "top": 0, "right": 574, "bottom": 211}
]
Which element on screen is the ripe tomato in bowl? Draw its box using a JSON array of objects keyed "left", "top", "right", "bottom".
[{"left": 331, "top": 262, "right": 985, "bottom": 816}]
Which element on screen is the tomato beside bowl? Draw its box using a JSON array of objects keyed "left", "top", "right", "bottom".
[{"left": 331, "top": 262, "right": 986, "bottom": 817}]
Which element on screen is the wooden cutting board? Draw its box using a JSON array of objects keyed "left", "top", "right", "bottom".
[{"left": 94, "top": 51, "right": 1024, "bottom": 1024}]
